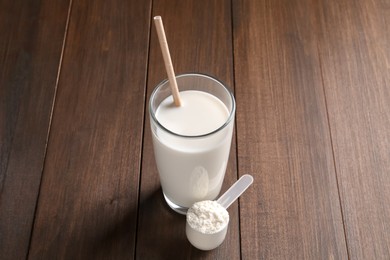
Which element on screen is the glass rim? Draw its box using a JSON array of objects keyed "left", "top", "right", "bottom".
[{"left": 149, "top": 73, "right": 236, "bottom": 139}]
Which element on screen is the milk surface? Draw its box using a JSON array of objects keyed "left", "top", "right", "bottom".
[
  {"left": 152, "top": 90, "right": 234, "bottom": 207},
  {"left": 156, "top": 90, "right": 228, "bottom": 136}
]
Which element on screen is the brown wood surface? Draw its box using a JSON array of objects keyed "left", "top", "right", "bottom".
[
  {"left": 1, "top": 0, "right": 389, "bottom": 259},
  {"left": 0, "top": 0, "right": 70, "bottom": 258},
  {"left": 233, "top": 0, "right": 348, "bottom": 258},
  {"left": 317, "top": 0, "right": 390, "bottom": 258},
  {"left": 28, "top": 0, "right": 151, "bottom": 258}
]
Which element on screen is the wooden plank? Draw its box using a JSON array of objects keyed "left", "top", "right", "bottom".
[
  {"left": 28, "top": 0, "right": 151, "bottom": 258},
  {"left": 316, "top": 0, "right": 390, "bottom": 258},
  {"left": 233, "top": 0, "right": 348, "bottom": 258},
  {"left": 136, "top": 0, "right": 239, "bottom": 258},
  {"left": 0, "top": 0, "right": 70, "bottom": 258}
]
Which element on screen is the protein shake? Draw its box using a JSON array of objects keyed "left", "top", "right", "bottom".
[{"left": 149, "top": 73, "right": 235, "bottom": 214}]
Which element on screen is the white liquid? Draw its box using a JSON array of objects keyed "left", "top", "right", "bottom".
[{"left": 151, "top": 90, "right": 234, "bottom": 208}]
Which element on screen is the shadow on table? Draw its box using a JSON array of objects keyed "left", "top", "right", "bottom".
[
  {"left": 135, "top": 188, "right": 214, "bottom": 259},
  {"left": 85, "top": 187, "right": 216, "bottom": 259}
]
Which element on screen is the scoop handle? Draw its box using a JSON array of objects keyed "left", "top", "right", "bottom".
[{"left": 217, "top": 174, "right": 254, "bottom": 209}]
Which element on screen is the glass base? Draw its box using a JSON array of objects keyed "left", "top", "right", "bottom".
[{"left": 163, "top": 193, "right": 189, "bottom": 215}]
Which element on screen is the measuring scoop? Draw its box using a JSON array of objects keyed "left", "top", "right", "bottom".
[{"left": 186, "top": 174, "right": 254, "bottom": 250}]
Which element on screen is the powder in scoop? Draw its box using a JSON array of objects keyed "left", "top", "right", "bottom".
[{"left": 186, "top": 200, "right": 229, "bottom": 234}]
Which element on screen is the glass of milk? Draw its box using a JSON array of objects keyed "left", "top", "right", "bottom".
[{"left": 149, "top": 73, "right": 235, "bottom": 215}]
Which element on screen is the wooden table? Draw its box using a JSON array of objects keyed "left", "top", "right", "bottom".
[{"left": 1, "top": 0, "right": 389, "bottom": 259}]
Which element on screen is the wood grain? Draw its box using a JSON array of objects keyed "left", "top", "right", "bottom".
[
  {"left": 317, "top": 0, "right": 390, "bottom": 258},
  {"left": 135, "top": 0, "right": 239, "bottom": 258},
  {"left": 0, "top": 0, "right": 70, "bottom": 258},
  {"left": 28, "top": 0, "right": 151, "bottom": 258},
  {"left": 233, "top": 0, "right": 348, "bottom": 258},
  {"left": 1, "top": 0, "right": 389, "bottom": 258}
]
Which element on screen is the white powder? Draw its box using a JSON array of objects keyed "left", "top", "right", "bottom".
[{"left": 186, "top": 200, "right": 229, "bottom": 234}]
